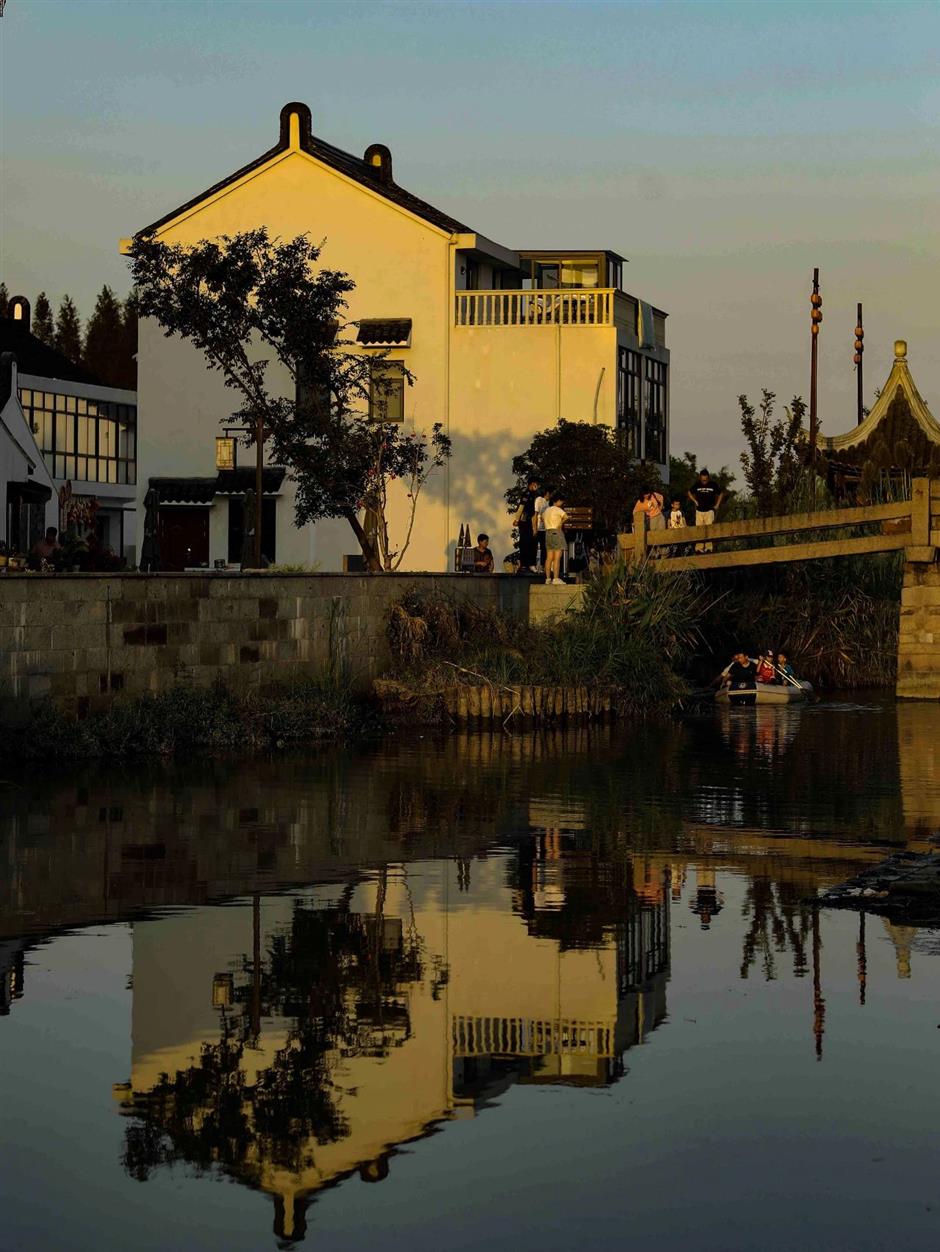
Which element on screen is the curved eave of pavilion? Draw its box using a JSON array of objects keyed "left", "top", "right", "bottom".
[{"left": 821, "top": 341, "right": 940, "bottom": 453}]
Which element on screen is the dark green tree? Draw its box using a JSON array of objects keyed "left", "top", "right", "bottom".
[
  {"left": 32, "top": 291, "right": 55, "bottom": 344},
  {"left": 54, "top": 295, "right": 83, "bottom": 365},
  {"left": 739, "top": 391, "right": 806, "bottom": 515},
  {"left": 506, "top": 419, "right": 662, "bottom": 535},
  {"left": 128, "top": 228, "right": 450, "bottom": 570},
  {"left": 83, "top": 285, "right": 124, "bottom": 384},
  {"left": 115, "top": 291, "right": 139, "bottom": 389},
  {"left": 0, "top": 282, "right": 9, "bottom": 318}
]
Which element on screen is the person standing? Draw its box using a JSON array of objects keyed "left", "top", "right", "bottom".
[
  {"left": 541, "top": 493, "right": 568, "bottom": 585},
  {"left": 534, "top": 486, "right": 549, "bottom": 572},
  {"left": 514, "top": 478, "right": 541, "bottom": 573},
  {"left": 687, "top": 470, "right": 725, "bottom": 553}
]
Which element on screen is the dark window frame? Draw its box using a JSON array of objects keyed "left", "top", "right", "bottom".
[
  {"left": 643, "top": 358, "right": 668, "bottom": 465},
  {"left": 19, "top": 389, "right": 137, "bottom": 486},
  {"left": 617, "top": 347, "right": 642, "bottom": 459},
  {"left": 369, "top": 359, "right": 405, "bottom": 423}
]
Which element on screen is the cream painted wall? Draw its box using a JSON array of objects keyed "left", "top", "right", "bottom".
[{"left": 133, "top": 132, "right": 666, "bottom": 571}]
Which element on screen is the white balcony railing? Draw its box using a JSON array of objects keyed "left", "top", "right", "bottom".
[{"left": 455, "top": 288, "right": 615, "bottom": 328}]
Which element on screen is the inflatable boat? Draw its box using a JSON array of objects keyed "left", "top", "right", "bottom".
[{"left": 714, "top": 681, "right": 813, "bottom": 706}]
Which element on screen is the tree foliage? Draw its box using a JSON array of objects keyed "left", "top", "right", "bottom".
[
  {"left": 739, "top": 390, "right": 806, "bottom": 515},
  {"left": 32, "top": 292, "right": 55, "bottom": 344},
  {"left": 128, "top": 228, "right": 449, "bottom": 570},
  {"left": 506, "top": 419, "right": 662, "bottom": 534},
  {"left": 0, "top": 283, "right": 8, "bottom": 319},
  {"left": 54, "top": 295, "right": 83, "bottom": 365},
  {"left": 83, "top": 285, "right": 125, "bottom": 385}
]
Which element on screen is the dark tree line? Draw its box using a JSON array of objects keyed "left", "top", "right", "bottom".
[{"left": 0, "top": 280, "right": 137, "bottom": 389}]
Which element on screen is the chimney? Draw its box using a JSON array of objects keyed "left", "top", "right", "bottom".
[{"left": 364, "top": 143, "right": 393, "bottom": 184}]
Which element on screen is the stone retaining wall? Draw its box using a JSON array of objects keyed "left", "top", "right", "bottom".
[
  {"left": 0, "top": 572, "right": 529, "bottom": 722},
  {"left": 897, "top": 562, "right": 940, "bottom": 700}
]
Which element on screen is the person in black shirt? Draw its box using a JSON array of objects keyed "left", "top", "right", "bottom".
[
  {"left": 687, "top": 470, "right": 726, "bottom": 554},
  {"left": 514, "top": 478, "right": 541, "bottom": 572},
  {"left": 472, "top": 533, "right": 494, "bottom": 573}
]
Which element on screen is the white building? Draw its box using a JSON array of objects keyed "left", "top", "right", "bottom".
[
  {"left": 126, "top": 102, "right": 670, "bottom": 572},
  {"left": 2, "top": 297, "right": 138, "bottom": 562},
  {"left": 0, "top": 352, "right": 57, "bottom": 553}
]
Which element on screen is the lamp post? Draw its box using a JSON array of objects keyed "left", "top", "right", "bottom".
[
  {"left": 854, "top": 303, "right": 864, "bottom": 426},
  {"left": 809, "top": 268, "right": 822, "bottom": 460},
  {"left": 253, "top": 414, "right": 264, "bottom": 570}
]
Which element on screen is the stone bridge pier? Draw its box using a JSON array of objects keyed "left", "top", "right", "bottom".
[{"left": 896, "top": 480, "right": 940, "bottom": 699}]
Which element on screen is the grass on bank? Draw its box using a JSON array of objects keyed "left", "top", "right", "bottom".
[
  {"left": 4, "top": 678, "right": 368, "bottom": 760},
  {"left": 386, "top": 562, "right": 713, "bottom": 717}
]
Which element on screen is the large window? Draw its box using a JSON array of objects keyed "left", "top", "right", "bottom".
[
  {"left": 369, "top": 360, "right": 405, "bottom": 423},
  {"left": 617, "top": 348, "right": 642, "bottom": 459},
  {"left": 19, "top": 388, "right": 136, "bottom": 485},
  {"left": 643, "top": 360, "right": 668, "bottom": 465}
]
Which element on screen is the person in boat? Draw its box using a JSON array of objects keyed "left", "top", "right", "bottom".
[
  {"left": 756, "top": 650, "right": 776, "bottom": 683},
  {"left": 776, "top": 652, "right": 795, "bottom": 684},
  {"left": 722, "top": 651, "right": 757, "bottom": 692}
]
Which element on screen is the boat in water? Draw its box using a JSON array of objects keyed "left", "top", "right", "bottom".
[{"left": 714, "top": 681, "right": 813, "bottom": 707}]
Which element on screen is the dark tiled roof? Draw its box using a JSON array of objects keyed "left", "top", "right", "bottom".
[
  {"left": 0, "top": 320, "right": 101, "bottom": 385},
  {"left": 356, "top": 318, "right": 412, "bottom": 346},
  {"left": 139, "top": 103, "right": 471, "bottom": 239},
  {"left": 151, "top": 468, "right": 286, "bottom": 505}
]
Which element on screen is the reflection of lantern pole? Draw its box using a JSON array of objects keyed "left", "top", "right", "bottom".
[
  {"left": 854, "top": 303, "right": 864, "bottom": 426},
  {"left": 812, "top": 907, "right": 824, "bottom": 1061},
  {"left": 856, "top": 910, "right": 867, "bottom": 1006}
]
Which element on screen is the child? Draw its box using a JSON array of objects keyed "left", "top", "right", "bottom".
[
  {"left": 667, "top": 499, "right": 686, "bottom": 529},
  {"left": 756, "top": 650, "right": 776, "bottom": 683}
]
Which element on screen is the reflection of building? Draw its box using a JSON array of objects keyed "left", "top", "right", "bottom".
[
  {"left": 2, "top": 300, "right": 138, "bottom": 561},
  {"left": 114, "top": 852, "right": 669, "bottom": 1242},
  {"left": 0, "top": 938, "right": 27, "bottom": 1015},
  {"left": 125, "top": 101, "right": 669, "bottom": 572}
]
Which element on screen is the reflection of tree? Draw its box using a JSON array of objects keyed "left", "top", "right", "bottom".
[
  {"left": 121, "top": 878, "right": 424, "bottom": 1206},
  {"left": 739, "top": 879, "right": 810, "bottom": 980}
]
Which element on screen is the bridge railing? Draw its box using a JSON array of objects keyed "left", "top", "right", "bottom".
[{"left": 622, "top": 477, "right": 937, "bottom": 571}]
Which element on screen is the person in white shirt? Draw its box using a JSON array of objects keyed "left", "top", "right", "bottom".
[
  {"left": 533, "top": 491, "right": 549, "bottom": 571},
  {"left": 541, "top": 493, "right": 568, "bottom": 584}
]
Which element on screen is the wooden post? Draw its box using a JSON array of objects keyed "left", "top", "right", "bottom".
[
  {"left": 633, "top": 509, "right": 647, "bottom": 565},
  {"left": 253, "top": 412, "right": 264, "bottom": 569},
  {"left": 907, "top": 477, "right": 932, "bottom": 560}
]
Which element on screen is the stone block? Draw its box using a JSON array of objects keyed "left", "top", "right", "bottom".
[{"left": 52, "top": 623, "right": 106, "bottom": 651}]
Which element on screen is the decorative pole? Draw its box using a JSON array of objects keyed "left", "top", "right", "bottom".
[
  {"left": 809, "top": 268, "right": 822, "bottom": 463},
  {"left": 254, "top": 413, "right": 264, "bottom": 569},
  {"left": 854, "top": 303, "right": 864, "bottom": 426}
]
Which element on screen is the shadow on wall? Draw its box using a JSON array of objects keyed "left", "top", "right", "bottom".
[{"left": 424, "top": 426, "right": 526, "bottom": 569}]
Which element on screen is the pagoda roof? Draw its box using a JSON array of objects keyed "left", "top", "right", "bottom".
[{"left": 823, "top": 340, "right": 940, "bottom": 453}]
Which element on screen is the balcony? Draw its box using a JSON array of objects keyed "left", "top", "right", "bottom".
[{"left": 455, "top": 288, "right": 617, "bottom": 328}]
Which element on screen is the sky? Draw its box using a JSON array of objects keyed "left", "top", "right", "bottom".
[{"left": 1, "top": 0, "right": 938, "bottom": 469}]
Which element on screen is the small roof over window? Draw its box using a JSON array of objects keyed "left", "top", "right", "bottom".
[{"left": 356, "top": 319, "right": 412, "bottom": 348}]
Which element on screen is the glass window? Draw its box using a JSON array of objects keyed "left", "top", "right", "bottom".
[
  {"left": 560, "top": 260, "right": 599, "bottom": 288},
  {"left": 643, "top": 359, "right": 668, "bottom": 465},
  {"left": 617, "top": 347, "right": 642, "bottom": 459},
  {"left": 369, "top": 360, "right": 405, "bottom": 422},
  {"left": 535, "top": 263, "right": 559, "bottom": 289}
]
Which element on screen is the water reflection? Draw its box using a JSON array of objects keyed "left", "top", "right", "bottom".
[{"left": 1, "top": 701, "right": 940, "bottom": 1248}]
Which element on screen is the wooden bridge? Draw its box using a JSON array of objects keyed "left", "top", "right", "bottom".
[
  {"left": 620, "top": 477, "right": 940, "bottom": 700},
  {"left": 626, "top": 477, "right": 940, "bottom": 571}
]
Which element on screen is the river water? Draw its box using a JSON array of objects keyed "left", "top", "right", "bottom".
[{"left": 2, "top": 699, "right": 939, "bottom": 1251}]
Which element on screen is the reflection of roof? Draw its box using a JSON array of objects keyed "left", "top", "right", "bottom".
[
  {"left": 0, "top": 320, "right": 101, "bottom": 385},
  {"left": 151, "top": 467, "right": 286, "bottom": 504},
  {"left": 138, "top": 102, "right": 470, "bottom": 239},
  {"left": 823, "top": 340, "right": 940, "bottom": 452}
]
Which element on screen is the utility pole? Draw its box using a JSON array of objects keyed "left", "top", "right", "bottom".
[{"left": 854, "top": 303, "right": 864, "bottom": 426}]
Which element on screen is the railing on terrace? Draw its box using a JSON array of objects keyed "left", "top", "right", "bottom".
[
  {"left": 453, "top": 1014, "right": 616, "bottom": 1058},
  {"left": 621, "top": 478, "right": 938, "bottom": 571},
  {"left": 455, "top": 288, "right": 615, "bottom": 328}
]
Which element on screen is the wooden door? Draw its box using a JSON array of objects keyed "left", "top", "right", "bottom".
[{"left": 157, "top": 507, "right": 209, "bottom": 570}]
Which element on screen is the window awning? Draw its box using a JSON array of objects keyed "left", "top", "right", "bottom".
[
  {"left": 356, "top": 318, "right": 412, "bottom": 347},
  {"left": 6, "top": 479, "right": 52, "bottom": 506},
  {"left": 151, "top": 468, "right": 286, "bottom": 505}
]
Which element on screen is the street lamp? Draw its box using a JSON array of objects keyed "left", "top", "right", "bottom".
[{"left": 215, "top": 436, "right": 236, "bottom": 471}]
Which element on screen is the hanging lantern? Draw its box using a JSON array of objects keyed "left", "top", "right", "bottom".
[{"left": 215, "top": 436, "right": 236, "bottom": 471}]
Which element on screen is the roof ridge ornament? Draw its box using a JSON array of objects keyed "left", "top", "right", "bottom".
[
  {"left": 279, "top": 102, "right": 312, "bottom": 152},
  {"left": 895, "top": 339, "right": 907, "bottom": 361}
]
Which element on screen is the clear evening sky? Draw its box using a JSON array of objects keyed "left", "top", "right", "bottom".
[{"left": 2, "top": 0, "right": 937, "bottom": 469}]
